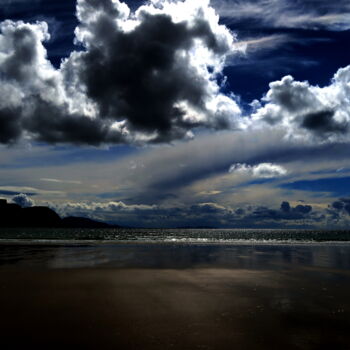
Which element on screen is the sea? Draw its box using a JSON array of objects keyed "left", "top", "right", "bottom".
[
  {"left": 1, "top": 228, "right": 350, "bottom": 269},
  {"left": 0, "top": 227, "right": 350, "bottom": 244}
]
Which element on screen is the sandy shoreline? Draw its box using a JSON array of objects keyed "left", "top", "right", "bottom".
[
  {"left": 0, "top": 266, "right": 349, "bottom": 349},
  {"left": 0, "top": 243, "right": 350, "bottom": 349}
]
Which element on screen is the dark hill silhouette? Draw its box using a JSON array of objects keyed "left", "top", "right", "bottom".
[
  {"left": 22, "top": 207, "right": 62, "bottom": 227},
  {"left": 62, "top": 216, "right": 115, "bottom": 228},
  {"left": 0, "top": 199, "right": 119, "bottom": 228}
]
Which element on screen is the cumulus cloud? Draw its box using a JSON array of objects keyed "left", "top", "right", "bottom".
[
  {"left": 49, "top": 199, "right": 323, "bottom": 228},
  {"left": 0, "top": 0, "right": 243, "bottom": 145},
  {"left": 229, "top": 162, "right": 287, "bottom": 178},
  {"left": 248, "top": 202, "right": 313, "bottom": 222},
  {"left": 11, "top": 193, "right": 35, "bottom": 207},
  {"left": 50, "top": 200, "right": 166, "bottom": 226},
  {"left": 1, "top": 0, "right": 350, "bottom": 147},
  {"left": 324, "top": 197, "right": 350, "bottom": 226},
  {"left": 252, "top": 66, "right": 350, "bottom": 143},
  {"left": 51, "top": 200, "right": 158, "bottom": 218},
  {"left": 0, "top": 19, "right": 121, "bottom": 145},
  {"left": 1, "top": 0, "right": 350, "bottom": 150}
]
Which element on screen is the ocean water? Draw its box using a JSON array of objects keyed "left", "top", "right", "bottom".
[
  {"left": 1, "top": 227, "right": 350, "bottom": 244},
  {"left": 1, "top": 228, "right": 350, "bottom": 269}
]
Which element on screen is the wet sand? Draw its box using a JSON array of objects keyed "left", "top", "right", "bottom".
[{"left": 0, "top": 243, "right": 350, "bottom": 349}]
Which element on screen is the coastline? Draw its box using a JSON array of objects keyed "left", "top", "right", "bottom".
[
  {"left": 1, "top": 265, "right": 349, "bottom": 349},
  {"left": 1, "top": 242, "right": 349, "bottom": 349}
]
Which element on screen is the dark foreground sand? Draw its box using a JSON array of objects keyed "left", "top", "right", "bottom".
[{"left": 0, "top": 243, "right": 350, "bottom": 349}]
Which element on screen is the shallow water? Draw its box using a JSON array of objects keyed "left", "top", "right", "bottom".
[{"left": 1, "top": 241, "right": 350, "bottom": 270}]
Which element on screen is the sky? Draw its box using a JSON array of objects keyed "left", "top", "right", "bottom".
[{"left": 1, "top": 0, "right": 350, "bottom": 228}]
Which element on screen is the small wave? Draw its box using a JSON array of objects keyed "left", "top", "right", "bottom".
[
  {"left": 1, "top": 228, "right": 350, "bottom": 244},
  {"left": 1, "top": 238, "right": 350, "bottom": 247}
]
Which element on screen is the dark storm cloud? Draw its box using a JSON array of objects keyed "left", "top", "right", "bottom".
[
  {"left": 294, "top": 204, "right": 312, "bottom": 215},
  {"left": 249, "top": 202, "right": 313, "bottom": 222},
  {"left": 301, "top": 110, "right": 348, "bottom": 135},
  {"left": 78, "top": 14, "right": 219, "bottom": 136},
  {"left": 0, "top": 107, "right": 22, "bottom": 144},
  {"left": 332, "top": 200, "right": 344, "bottom": 210},
  {"left": 0, "top": 0, "right": 240, "bottom": 145},
  {"left": 0, "top": 19, "right": 124, "bottom": 146},
  {"left": 190, "top": 202, "right": 230, "bottom": 215},
  {"left": 23, "top": 99, "right": 125, "bottom": 145},
  {"left": 280, "top": 201, "right": 290, "bottom": 213},
  {"left": 331, "top": 198, "right": 350, "bottom": 216},
  {"left": 70, "top": 0, "right": 238, "bottom": 142}
]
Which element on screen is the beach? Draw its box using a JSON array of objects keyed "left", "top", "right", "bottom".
[{"left": 1, "top": 242, "right": 350, "bottom": 349}]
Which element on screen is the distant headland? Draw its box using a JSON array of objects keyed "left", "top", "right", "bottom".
[{"left": 0, "top": 199, "right": 119, "bottom": 228}]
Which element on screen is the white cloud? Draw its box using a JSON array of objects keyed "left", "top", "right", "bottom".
[
  {"left": 0, "top": 0, "right": 243, "bottom": 146},
  {"left": 229, "top": 163, "right": 287, "bottom": 178},
  {"left": 1, "top": 0, "right": 349, "bottom": 149},
  {"left": 50, "top": 200, "right": 159, "bottom": 222},
  {"left": 252, "top": 65, "right": 350, "bottom": 143}
]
